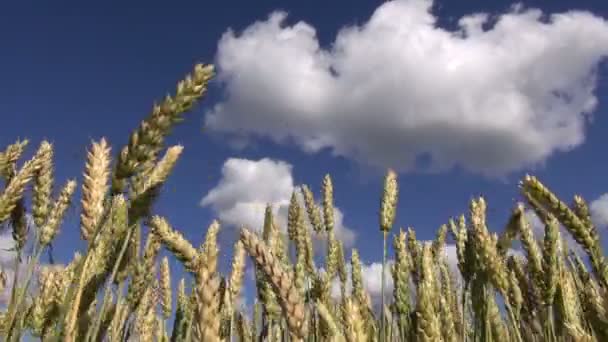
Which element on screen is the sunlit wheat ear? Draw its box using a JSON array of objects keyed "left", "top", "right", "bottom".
[
  {"left": 343, "top": 297, "right": 366, "bottom": 342},
  {"left": 293, "top": 198, "right": 314, "bottom": 275},
  {"left": 3, "top": 141, "right": 51, "bottom": 254},
  {"left": 192, "top": 219, "right": 222, "bottom": 341},
  {"left": 440, "top": 258, "right": 462, "bottom": 342},
  {"left": 32, "top": 140, "right": 53, "bottom": 228},
  {"left": 521, "top": 175, "right": 588, "bottom": 233},
  {"left": 416, "top": 243, "right": 441, "bottom": 342},
  {"left": 470, "top": 197, "right": 509, "bottom": 295},
  {"left": 127, "top": 232, "right": 162, "bottom": 312},
  {"left": 0, "top": 139, "right": 29, "bottom": 179},
  {"left": 135, "top": 287, "right": 156, "bottom": 342},
  {"left": 260, "top": 206, "right": 289, "bottom": 271},
  {"left": 379, "top": 168, "right": 398, "bottom": 342},
  {"left": 572, "top": 194, "right": 595, "bottom": 231},
  {"left": 515, "top": 202, "right": 543, "bottom": 278},
  {"left": 507, "top": 268, "right": 523, "bottom": 317},
  {"left": 287, "top": 191, "right": 300, "bottom": 242},
  {"left": 325, "top": 234, "right": 340, "bottom": 280},
  {"left": 301, "top": 184, "right": 323, "bottom": 234},
  {"left": 130, "top": 145, "right": 183, "bottom": 221},
  {"left": 0, "top": 145, "right": 47, "bottom": 223},
  {"left": 581, "top": 277, "right": 608, "bottom": 338},
  {"left": 199, "top": 219, "right": 220, "bottom": 271},
  {"left": 321, "top": 174, "right": 334, "bottom": 233},
  {"left": 335, "top": 239, "right": 347, "bottom": 285},
  {"left": 439, "top": 293, "right": 457, "bottom": 342},
  {"left": 542, "top": 213, "right": 560, "bottom": 307},
  {"left": 349, "top": 249, "right": 364, "bottom": 303},
  {"left": 40, "top": 179, "right": 77, "bottom": 246},
  {"left": 169, "top": 278, "right": 190, "bottom": 341},
  {"left": 497, "top": 204, "right": 522, "bottom": 257},
  {"left": 559, "top": 264, "right": 592, "bottom": 341},
  {"left": 316, "top": 300, "right": 342, "bottom": 340},
  {"left": 431, "top": 224, "right": 448, "bottom": 260},
  {"left": 255, "top": 216, "right": 282, "bottom": 319},
  {"left": 240, "top": 227, "right": 308, "bottom": 340},
  {"left": 488, "top": 293, "right": 509, "bottom": 341},
  {"left": 111, "top": 63, "right": 214, "bottom": 195},
  {"left": 449, "top": 216, "right": 468, "bottom": 281},
  {"left": 380, "top": 168, "right": 398, "bottom": 233},
  {"left": 510, "top": 254, "right": 541, "bottom": 315},
  {"left": 521, "top": 175, "right": 603, "bottom": 263},
  {"left": 406, "top": 227, "right": 421, "bottom": 278},
  {"left": 150, "top": 215, "right": 199, "bottom": 273},
  {"left": 303, "top": 217, "right": 315, "bottom": 274},
  {"left": 229, "top": 240, "right": 246, "bottom": 305},
  {"left": 80, "top": 138, "right": 111, "bottom": 241},
  {"left": 159, "top": 256, "right": 172, "bottom": 319},
  {"left": 84, "top": 195, "right": 128, "bottom": 279},
  {"left": 195, "top": 264, "right": 221, "bottom": 342},
  {"left": 392, "top": 229, "right": 411, "bottom": 326},
  {"left": 29, "top": 269, "right": 58, "bottom": 336}
]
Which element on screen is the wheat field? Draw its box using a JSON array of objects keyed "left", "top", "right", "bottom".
[{"left": 0, "top": 62, "right": 606, "bottom": 342}]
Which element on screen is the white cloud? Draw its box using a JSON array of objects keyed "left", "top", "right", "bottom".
[
  {"left": 206, "top": 0, "right": 608, "bottom": 177},
  {"left": 590, "top": 194, "right": 608, "bottom": 228},
  {"left": 200, "top": 158, "right": 356, "bottom": 247},
  {"left": 359, "top": 261, "right": 394, "bottom": 298}
]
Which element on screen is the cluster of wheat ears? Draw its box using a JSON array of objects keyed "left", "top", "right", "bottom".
[{"left": 0, "top": 62, "right": 607, "bottom": 342}]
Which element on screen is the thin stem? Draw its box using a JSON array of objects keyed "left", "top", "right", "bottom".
[
  {"left": 380, "top": 231, "right": 387, "bottom": 342},
  {"left": 502, "top": 297, "right": 523, "bottom": 342},
  {"left": 88, "top": 223, "right": 136, "bottom": 341},
  {"left": 58, "top": 200, "right": 114, "bottom": 337},
  {"left": 462, "top": 282, "right": 468, "bottom": 342},
  {"left": 5, "top": 247, "right": 43, "bottom": 341},
  {"left": 7, "top": 250, "right": 21, "bottom": 313}
]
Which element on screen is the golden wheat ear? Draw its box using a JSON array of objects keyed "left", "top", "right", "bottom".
[{"left": 240, "top": 227, "right": 308, "bottom": 341}]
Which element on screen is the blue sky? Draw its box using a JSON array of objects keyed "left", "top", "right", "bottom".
[{"left": 2, "top": 0, "right": 608, "bottom": 310}]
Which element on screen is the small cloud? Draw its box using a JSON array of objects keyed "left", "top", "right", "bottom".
[
  {"left": 590, "top": 194, "right": 608, "bottom": 228},
  {"left": 201, "top": 158, "right": 357, "bottom": 248}
]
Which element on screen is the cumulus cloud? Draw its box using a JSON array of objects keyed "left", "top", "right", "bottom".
[
  {"left": 206, "top": 0, "right": 608, "bottom": 177},
  {"left": 590, "top": 194, "right": 608, "bottom": 228},
  {"left": 200, "top": 158, "right": 356, "bottom": 247}
]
